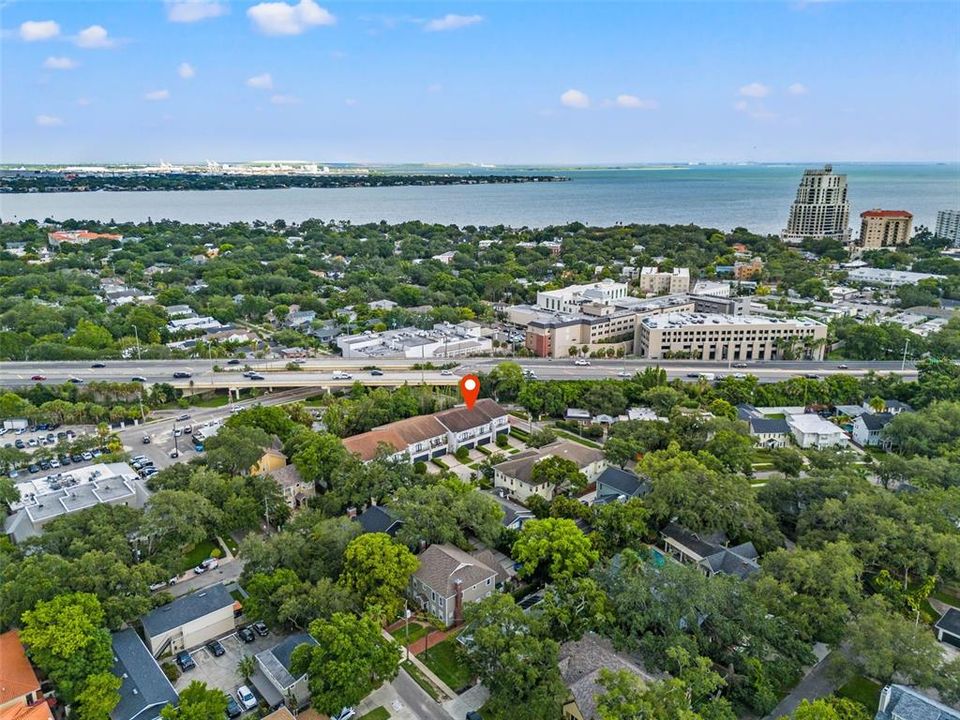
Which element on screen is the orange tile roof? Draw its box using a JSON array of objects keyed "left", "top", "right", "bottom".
[
  {"left": 0, "top": 703, "right": 53, "bottom": 720},
  {"left": 0, "top": 631, "right": 41, "bottom": 707}
]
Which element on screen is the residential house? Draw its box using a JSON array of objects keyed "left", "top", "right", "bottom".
[
  {"left": 558, "top": 633, "right": 655, "bottom": 720},
  {"left": 0, "top": 704, "right": 52, "bottom": 720},
  {"left": 660, "top": 523, "right": 760, "bottom": 580},
  {"left": 342, "top": 399, "right": 510, "bottom": 463},
  {"left": 261, "top": 710, "right": 296, "bottom": 720},
  {"left": 251, "top": 633, "right": 318, "bottom": 710},
  {"left": 564, "top": 408, "right": 592, "bottom": 423},
  {"left": 368, "top": 299, "right": 398, "bottom": 311},
  {"left": 284, "top": 310, "right": 316, "bottom": 328},
  {"left": 594, "top": 467, "right": 649, "bottom": 504},
  {"left": 852, "top": 413, "right": 895, "bottom": 448},
  {"left": 935, "top": 607, "right": 960, "bottom": 649},
  {"left": 489, "top": 493, "right": 535, "bottom": 531},
  {"left": 410, "top": 543, "right": 499, "bottom": 626},
  {"left": 786, "top": 414, "right": 847, "bottom": 449},
  {"left": 874, "top": 684, "right": 959, "bottom": 720},
  {"left": 268, "top": 464, "right": 314, "bottom": 509},
  {"left": 355, "top": 505, "right": 403, "bottom": 537},
  {"left": 748, "top": 417, "right": 791, "bottom": 449},
  {"left": 862, "top": 398, "right": 913, "bottom": 416},
  {"left": 141, "top": 584, "right": 235, "bottom": 656},
  {"left": 493, "top": 441, "right": 606, "bottom": 503},
  {"left": 0, "top": 631, "right": 42, "bottom": 714},
  {"left": 251, "top": 442, "right": 288, "bottom": 476},
  {"left": 110, "top": 628, "right": 178, "bottom": 720}
]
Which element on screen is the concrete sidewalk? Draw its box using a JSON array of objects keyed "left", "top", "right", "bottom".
[{"left": 383, "top": 629, "right": 458, "bottom": 700}]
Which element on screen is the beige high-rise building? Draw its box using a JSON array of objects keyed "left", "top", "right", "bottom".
[
  {"left": 638, "top": 266, "right": 690, "bottom": 295},
  {"left": 782, "top": 165, "right": 850, "bottom": 244},
  {"left": 858, "top": 210, "right": 913, "bottom": 250}
]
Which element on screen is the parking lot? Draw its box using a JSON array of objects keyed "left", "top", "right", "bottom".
[{"left": 173, "top": 626, "right": 281, "bottom": 713}]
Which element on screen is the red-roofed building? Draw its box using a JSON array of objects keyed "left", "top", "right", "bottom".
[
  {"left": 47, "top": 230, "right": 123, "bottom": 247},
  {"left": 0, "top": 631, "right": 43, "bottom": 714},
  {"left": 858, "top": 210, "right": 913, "bottom": 250}
]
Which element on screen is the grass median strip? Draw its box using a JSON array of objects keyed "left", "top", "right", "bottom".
[{"left": 401, "top": 661, "right": 442, "bottom": 701}]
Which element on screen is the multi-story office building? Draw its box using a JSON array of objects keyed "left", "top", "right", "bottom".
[
  {"left": 857, "top": 210, "right": 913, "bottom": 250},
  {"left": 634, "top": 312, "right": 827, "bottom": 362},
  {"left": 638, "top": 267, "right": 690, "bottom": 295},
  {"left": 936, "top": 210, "right": 960, "bottom": 246},
  {"left": 535, "top": 279, "right": 629, "bottom": 314},
  {"left": 782, "top": 165, "right": 851, "bottom": 244}
]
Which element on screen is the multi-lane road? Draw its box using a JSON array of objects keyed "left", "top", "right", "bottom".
[{"left": 0, "top": 357, "right": 918, "bottom": 390}]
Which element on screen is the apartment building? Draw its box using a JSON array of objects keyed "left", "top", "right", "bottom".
[
  {"left": 634, "top": 312, "right": 827, "bottom": 361},
  {"left": 638, "top": 267, "right": 690, "bottom": 295},
  {"left": 782, "top": 165, "right": 851, "bottom": 244},
  {"left": 733, "top": 257, "right": 764, "bottom": 280},
  {"left": 857, "top": 210, "right": 913, "bottom": 250},
  {"left": 935, "top": 209, "right": 960, "bottom": 247}
]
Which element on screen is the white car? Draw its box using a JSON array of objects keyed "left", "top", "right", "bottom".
[
  {"left": 332, "top": 709, "right": 356, "bottom": 720},
  {"left": 574, "top": 359, "right": 591, "bottom": 366},
  {"left": 617, "top": 370, "right": 630, "bottom": 378},
  {"left": 236, "top": 686, "right": 257, "bottom": 711},
  {"left": 440, "top": 369, "right": 454, "bottom": 376}
]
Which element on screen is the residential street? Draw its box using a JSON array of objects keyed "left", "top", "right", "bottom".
[
  {"left": 356, "top": 670, "right": 452, "bottom": 720},
  {"left": 763, "top": 652, "right": 839, "bottom": 720}
]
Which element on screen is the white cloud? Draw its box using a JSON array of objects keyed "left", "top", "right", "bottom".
[
  {"left": 75, "top": 25, "right": 114, "bottom": 48},
  {"left": 560, "top": 89, "right": 590, "bottom": 109},
  {"left": 144, "top": 89, "right": 171, "bottom": 101},
  {"left": 270, "top": 94, "right": 300, "bottom": 105},
  {"left": 344, "top": 98, "right": 358, "bottom": 107},
  {"left": 424, "top": 14, "right": 483, "bottom": 32},
  {"left": 76, "top": 97, "right": 92, "bottom": 106},
  {"left": 166, "top": 1, "right": 228, "bottom": 23},
  {"left": 615, "top": 94, "right": 659, "bottom": 110},
  {"left": 246, "top": 73, "right": 274, "bottom": 90},
  {"left": 739, "top": 82, "right": 770, "bottom": 98},
  {"left": 43, "top": 56, "right": 77, "bottom": 70},
  {"left": 20, "top": 20, "right": 60, "bottom": 41},
  {"left": 247, "top": 0, "right": 335, "bottom": 36},
  {"left": 426, "top": 83, "right": 443, "bottom": 94},
  {"left": 35, "top": 114, "right": 64, "bottom": 127},
  {"left": 734, "top": 99, "right": 777, "bottom": 120},
  {"left": 178, "top": 62, "right": 196, "bottom": 79},
  {"left": 788, "top": 82, "right": 809, "bottom": 95},
  {"left": 734, "top": 100, "right": 749, "bottom": 112}
]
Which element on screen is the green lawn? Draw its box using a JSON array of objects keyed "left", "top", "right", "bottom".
[
  {"left": 836, "top": 676, "right": 882, "bottom": 711},
  {"left": 359, "top": 708, "right": 390, "bottom": 720},
  {"left": 419, "top": 637, "right": 473, "bottom": 692},
  {"left": 389, "top": 621, "right": 430, "bottom": 646},
  {"left": 552, "top": 429, "right": 602, "bottom": 449},
  {"left": 933, "top": 584, "right": 960, "bottom": 607},
  {"left": 174, "top": 539, "right": 217, "bottom": 574},
  {"left": 401, "top": 662, "right": 442, "bottom": 701},
  {"left": 188, "top": 393, "right": 230, "bottom": 408},
  {"left": 221, "top": 535, "right": 240, "bottom": 555}
]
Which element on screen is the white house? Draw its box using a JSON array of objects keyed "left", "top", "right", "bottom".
[
  {"left": 851, "top": 412, "right": 894, "bottom": 448},
  {"left": 786, "top": 414, "right": 847, "bottom": 449}
]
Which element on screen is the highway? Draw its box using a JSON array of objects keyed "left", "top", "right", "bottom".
[{"left": 0, "top": 358, "right": 917, "bottom": 389}]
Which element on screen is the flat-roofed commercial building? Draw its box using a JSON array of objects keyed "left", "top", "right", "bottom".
[
  {"left": 857, "top": 210, "right": 913, "bottom": 250},
  {"left": 535, "top": 279, "right": 629, "bottom": 314},
  {"left": 638, "top": 267, "right": 690, "bottom": 295},
  {"left": 634, "top": 312, "right": 827, "bottom": 362}
]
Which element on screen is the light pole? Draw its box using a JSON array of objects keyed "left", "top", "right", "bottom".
[
  {"left": 132, "top": 325, "right": 142, "bottom": 361},
  {"left": 901, "top": 338, "right": 910, "bottom": 373}
]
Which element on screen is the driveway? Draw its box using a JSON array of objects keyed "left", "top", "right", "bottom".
[
  {"left": 443, "top": 683, "right": 488, "bottom": 720},
  {"left": 763, "top": 651, "right": 839, "bottom": 720}
]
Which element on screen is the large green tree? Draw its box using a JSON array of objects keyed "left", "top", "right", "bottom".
[
  {"left": 512, "top": 517, "right": 598, "bottom": 583},
  {"left": 338, "top": 533, "right": 418, "bottom": 620},
  {"left": 160, "top": 681, "right": 228, "bottom": 719}
]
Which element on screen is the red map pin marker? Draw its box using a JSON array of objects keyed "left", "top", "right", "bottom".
[{"left": 459, "top": 374, "right": 480, "bottom": 410}]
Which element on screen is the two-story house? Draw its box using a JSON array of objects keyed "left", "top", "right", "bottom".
[
  {"left": 410, "top": 544, "right": 499, "bottom": 627},
  {"left": 852, "top": 412, "right": 895, "bottom": 448},
  {"left": 493, "top": 441, "right": 605, "bottom": 503}
]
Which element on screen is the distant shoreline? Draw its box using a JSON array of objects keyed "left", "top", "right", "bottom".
[{"left": 0, "top": 173, "right": 570, "bottom": 194}]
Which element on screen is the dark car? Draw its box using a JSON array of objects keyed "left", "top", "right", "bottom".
[
  {"left": 173, "top": 371, "right": 192, "bottom": 379},
  {"left": 252, "top": 622, "right": 269, "bottom": 637},
  {"left": 71, "top": 454, "right": 83, "bottom": 463},
  {"left": 225, "top": 695, "right": 243, "bottom": 719},
  {"left": 132, "top": 376, "right": 147, "bottom": 383},
  {"left": 466, "top": 713, "right": 483, "bottom": 720},
  {"left": 176, "top": 651, "right": 195, "bottom": 671},
  {"left": 804, "top": 373, "right": 821, "bottom": 380},
  {"left": 732, "top": 363, "right": 747, "bottom": 369},
  {"left": 28, "top": 464, "right": 39, "bottom": 473},
  {"left": 91, "top": 363, "right": 106, "bottom": 368},
  {"left": 15, "top": 440, "right": 25, "bottom": 449},
  {"left": 206, "top": 640, "right": 225, "bottom": 657},
  {"left": 67, "top": 377, "right": 84, "bottom": 384},
  {"left": 227, "top": 359, "right": 241, "bottom": 365},
  {"left": 177, "top": 414, "right": 190, "bottom": 421},
  {"left": 237, "top": 626, "right": 256, "bottom": 643},
  {"left": 369, "top": 369, "right": 384, "bottom": 376},
  {"left": 60, "top": 456, "right": 71, "bottom": 466}
]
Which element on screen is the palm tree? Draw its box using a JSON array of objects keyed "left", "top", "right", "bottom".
[{"left": 237, "top": 654, "right": 256, "bottom": 682}]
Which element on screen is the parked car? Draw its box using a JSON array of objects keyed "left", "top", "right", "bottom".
[
  {"left": 183, "top": 425, "right": 192, "bottom": 434},
  {"left": 466, "top": 713, "right": 483, "bottom": 720},
  {"left": 28, "top": 464, "right": 39, "bottom": 474},
  {"left": 225, "top": 695, "right": 243, "bottom": 718},
  {"left": 206, "top": 640, "right": 225, "bottom": 657},
  {"left": 237, "top": 627, "right": 255, "bottom": 643},
  {"left": 71, "top": 454, "right": 83, "bottom": 463},
  {"left": 142, "top": 435, "right": 151, "bottom": 444},
  {"left": 236, "top": 686, "right": 257, "bottom": 711},
  {"left": 176, "top": 651, "right": 195, "bottom": 671},
  {"left": 177, "top": 414, "right": 190, "bottom": 421},
  {"left": 332, "top": 709, "right": 356, "bottom": 720},
  {"left": 252, "top": 622, "right": 269, "bottom": 637}
]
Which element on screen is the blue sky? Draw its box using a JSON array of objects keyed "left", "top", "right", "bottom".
[{"left": 2, "top": 0, "right": 958, "bottom": 164}]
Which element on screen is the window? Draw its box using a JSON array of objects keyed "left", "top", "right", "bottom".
[{"left": 486, "top": 577, "right": 492, "bottom": 586}]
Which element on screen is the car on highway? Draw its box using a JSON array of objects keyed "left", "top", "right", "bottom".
[
  {"left": 173, "top": 371, "right": 192, "bottom": 379},
  {"left": 67, "top": 377, "right": 83, "bottom": 384},
  {"left": 733, "top": 373, "right": 747, "bottom": 379},
  {"left": 176, "top": 651, "right": 195, "bottom": 671},
  {"left": 237, "top": 627, "right": 255, "bottom": 643},
  {"left": 206, "top": 640, "right": 225, "bottom": 657},
  {"left": 132, "top": 376, "right": 147, "bottom": 383},
  {"left": 617, "top": 370, "right": 630, "bottom": 377},
  {"left": 440, "top": 369, "right": 454, "bottom": 376},
  {"left": 732, "top": 363, "right": 747, "bottom": 369},
  {"left": 574, "top": 359, "right": 591, "bottom": 366},
  {"left": 252, "top": 622, "right": 269, "bottom": 637},
  {"left": 91, "top": 363, "right": 106, "bottom": 369},
  {"left": 30, "top": 375, "right": 46, "bottom": 381},
  {"left": 837, "top": 364, "right": 849, "bottom": 369},
  {"left": 369, "top": 369, "right": 384, "bottom": 376},
  {"left": 332, "top": 371, "right": 352, "bottom": 380},
  {"left": 227, "top": 358, "right": 241, "bottom": 364},
  {"left": 804, "top": 373, "right": 821, "bottom": 380},
  {"left": 248, "top": 373, "right": 265, "bottom": 381},
  {"left": 177, "top": 414, "right": 191, "bottom": 421},
  {"left": 236, "top": 686, "right": 257, "bottom": 711},
  {"left": 225, "top": 695, "right": 243, "bottom": 718}
]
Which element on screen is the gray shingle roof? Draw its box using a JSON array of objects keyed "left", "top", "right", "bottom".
[
  {"left": 749, "top": 417, "right": 790, "bottom": 434},
  {"left": 935, "top": 607, "right": 960, "bottom": 638},
  {"left": 413, "top": 543, "right": 497, "bottom": 599},
  {"left": 596, "top": 467, "right": 649, "bottom": 498},
  {"left": 356, "top": 505, "right": 402, "bottom": 536},
  {"left": 493, "top": 441, "right": 603, "bottom": 486},
  {"left": 434, "top": 398, "right": 507, "bottom": 433},
  {"left": 111, "top": 628, "right": 178, "bottom": 720},
  {"left": 875, "top": 684, "right": 960, "bottom": 720},
  {"left": 860, "top": 412, "right": 894, "bottom": 431},
  {"left": 558, "top": 633, "right": 654, "bottom": 720},
  {"left": 141, "top": 584, "right": 233, "bottom": 638}
]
